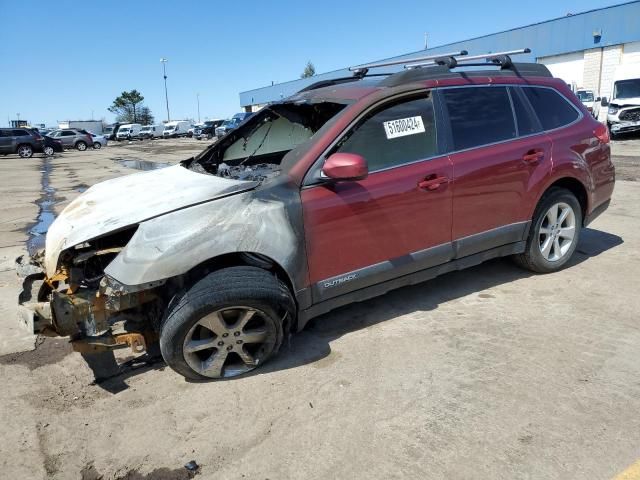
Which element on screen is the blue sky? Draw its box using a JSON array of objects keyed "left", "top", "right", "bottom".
[{"left": 0, "top": 0, "right": 622, "bottom": 127}]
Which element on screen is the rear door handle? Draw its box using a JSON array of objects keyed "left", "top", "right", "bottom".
[
  {"left": 418, "top": 176, "right": 448, "bottom": 191},
  {"left": 522, "top": 149, "right": 545, "bottom": 164}
]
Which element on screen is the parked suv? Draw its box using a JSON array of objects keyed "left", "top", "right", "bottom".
[
  {"left": 214, "top": 113, "right": 253, "bottom": 137},
  {"left": 195, "top": 119, "right": 224, "bottom": 140},
  {"left": 0, "top": 128, "right": 44, "bottom": 158},
  {"left": 47, "top": 129, "right": 94, "bottom": 151},
  {"left": 17, "top": 53, "right": 615, "bottom": 381}
]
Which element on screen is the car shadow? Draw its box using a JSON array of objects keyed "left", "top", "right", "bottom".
[{"left": 92, "top": 227, "right": 623, "bottom": 391}]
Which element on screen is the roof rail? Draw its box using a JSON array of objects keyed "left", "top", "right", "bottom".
[
  {"left": 405, "top": 48, "right": 532, "bottom": 69},
  {"left": 349, "top": 50, "right": 468, "bottom": 74}
]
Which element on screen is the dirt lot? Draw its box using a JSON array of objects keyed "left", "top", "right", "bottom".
[{"left": 0, "top": 136, "right": 639, "bottom": 480}]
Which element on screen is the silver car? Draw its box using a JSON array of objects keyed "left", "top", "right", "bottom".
[{"left": 48, "top": 129, "right": 94, "bottom": 151}]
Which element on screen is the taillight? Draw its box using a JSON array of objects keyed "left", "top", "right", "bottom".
[{"left": 594, "top": 123, "right": 610, "bottom": 144}]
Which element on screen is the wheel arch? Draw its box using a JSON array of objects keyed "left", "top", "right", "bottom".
[
  {"left": 180, "top": 251, "right": 297, "bottom": 303},
  {"left": 538, "top": 176, "right": 589, "bottom": 225}
]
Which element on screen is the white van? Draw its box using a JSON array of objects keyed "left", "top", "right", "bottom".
[
  {"left": 138, "top": 124, "right": 164, "bottom": 139},
  {"left": 116, "top": 123, "right": 142, "bottom": 140},
  {"left": 162, "top": 120, "right": 190, "bottom": 138},
  {"left": 604, "top": 63, "right": 640, "bottom": 138}
]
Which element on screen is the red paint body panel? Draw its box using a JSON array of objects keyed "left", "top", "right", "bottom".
[
  {"left": 449, "top": 133, "right": 553, "bottom": 239},
  {"left": 302, "top": 155, "right": 453, "bottom": 284}
]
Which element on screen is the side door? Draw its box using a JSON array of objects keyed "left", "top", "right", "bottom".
[
  {"left": 12, "top": 129, "right": 32, "bottom": 149},
  {"left": 60, "top": 130, "right": 76, "bottom": 147},
  {"left": 439, "top": 85, "right": 552, "bottom": 257},
  {"left": 0, "top": 130, "right": 12, "bottom": 153},
  {"left": 301, "top": 93, "right": 454, "bottom": 303}
]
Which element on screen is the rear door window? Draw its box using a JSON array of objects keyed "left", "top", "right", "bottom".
[
  {"left": 61, "top": 130, "right": 75, "bottom": 136},
  {"left": 441, "top": 86, "right": 516, "bottom": 151},
  {"left": 522, "top": 87, "right": 579, "bottom": 131},
  {"left": 334, "top": 95, "right": 438, "bottom": 171},
  {"left": 12, "top": 129, "right": 29, "bottom": 136}
]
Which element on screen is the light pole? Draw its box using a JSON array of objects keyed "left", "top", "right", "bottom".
[
  {"left": 196, "top": 93, "right": 200, "bottom": 123},
  {"left": 160, "top": 58, "right": 170, "bottom": 122}
]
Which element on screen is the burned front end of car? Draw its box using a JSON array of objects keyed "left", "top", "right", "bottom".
[{"left": 17, "top": 227, "right": 164, "bottom": 356}]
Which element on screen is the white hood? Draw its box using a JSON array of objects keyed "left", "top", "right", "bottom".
[
  {"left": 44, "top": 164, "right": 257, "bottom": 276},
  {"left": 612, "top": 97, "right": 640, "bottom": 106}
]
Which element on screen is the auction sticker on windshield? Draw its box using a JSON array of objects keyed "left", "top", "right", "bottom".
[{"left": 383, "top": 116, "right": 425, "bottom": 139}]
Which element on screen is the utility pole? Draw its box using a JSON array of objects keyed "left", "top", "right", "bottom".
[
  {"left": 196, "top": 93, "right": 200, "bottom": 123},
  {"left": 160, "top": 58, "right": 170, "bottom": 122},
  {"left": 424, "top": 32, "right": 428, "bottom": 50}
]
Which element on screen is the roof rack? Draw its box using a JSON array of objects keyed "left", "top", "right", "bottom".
[
  {"left": 405, "top": 48, "right": 531, "bottom": 69},
  {"left": 348, "top": 50, "right": 468, "bottom": 77},
  {"left": 298, "top": 47, "right": 548, "bottom": 93}
]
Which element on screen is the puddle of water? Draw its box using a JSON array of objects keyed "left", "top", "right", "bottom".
[
  {"left": 27, "top": 157, "right": 57, "bottom": 255},
  {"left": 118, "top": 159, "right": 169, "bottom": 171}
]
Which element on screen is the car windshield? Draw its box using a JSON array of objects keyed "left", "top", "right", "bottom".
[
  {"left": 141, "top": 127, "right": 151, "bottom": 131},
  {"left": 614, "top": 79, "right": 640, "bottom": 99},
  {"left": 166, "top": 126, "right": 175, "bottom": 130},
  {"left": 577, "top": 91, "right": 594, "bottom": 102},
  {"left": 120, "top": 128, "right": 130, "bottom": 132},
  {"left": 193, "top": 101, "right": 347, "bottom": 179}
]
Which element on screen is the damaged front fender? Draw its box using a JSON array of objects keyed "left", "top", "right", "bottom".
[{"left": 104, "top": 177, "right": 307, "bottom": 291}]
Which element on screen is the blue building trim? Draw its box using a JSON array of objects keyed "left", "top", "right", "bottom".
[{"left": 240, "top": 1, "right": 640, "bottom": 107}]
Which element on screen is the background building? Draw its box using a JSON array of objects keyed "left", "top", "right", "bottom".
[{"left": 240, "top": 0, "right": 640, "bottom": 119}]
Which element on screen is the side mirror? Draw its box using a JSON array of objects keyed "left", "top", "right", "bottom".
[
  {"left": 601, "top": 97, "right": 608, "bottom": 107},
  {"left": 322, "top": 153, "right": 368, "bottom": 182}
]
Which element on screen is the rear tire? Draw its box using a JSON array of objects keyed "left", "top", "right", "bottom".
[
  {"left": 514, "top": 187, "right": 582, "bottom": 273},
  {"left": 76, "top": 141, "right": 87, "bottom": 151},
  {"left": 43, "top": 146, "right": 54, "bottom": 156},
  {"left": 93, "top": 142, "right": 101, "bottom": 149},
  {"left": 160, "top": 266, "right": 295, "bottom": 380},
  {"left": 17, "top": 144, "right": 33, "bottom": 158}
]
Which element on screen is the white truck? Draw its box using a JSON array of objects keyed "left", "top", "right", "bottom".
[
  {"left": 137, "top": 124, "right": 164, "bottom": 139},
  {"left": 115, "top": 124, "right": 142, "bottom": 141},
  {"left": 162, "top": 120, "right": 190, "bottom": 138},
  {"left": 58, "top": 120, "right": 104, "bottom": 135},
  {"left": 603, "top": 63, "right": 640, "bottom": 138}
]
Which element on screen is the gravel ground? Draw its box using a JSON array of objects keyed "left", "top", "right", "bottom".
[{"left": 0, "top": 136, "right": 639, "bottom": 480}]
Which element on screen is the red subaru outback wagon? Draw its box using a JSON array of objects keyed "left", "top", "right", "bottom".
[{"left": 18, "top": 51, "right": 615, "bottom": 380}]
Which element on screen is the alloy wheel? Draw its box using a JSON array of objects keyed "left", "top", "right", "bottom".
[
  {"left": 182, "top": 306, "right": 276, "bottom": 378},
  {"left": 76, "top": 142, "right": 87, "bottom": 151},
  {"left": 538, "top": 202, "right": 576, "bottom": 262},
  {"left": 18, "top": 145, "right": 32, "bottom": 158},
  {"left": 43, "top": 146, "right": 54, "bottom": 156}
]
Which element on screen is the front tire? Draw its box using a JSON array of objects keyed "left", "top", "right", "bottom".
[
  {"left": 514, "top": 188, "right": 582, "bottom": 273},
  {"left": 17, "top": 144, "right": 33, "bottom": 158},
  {"left": 76, "top": 141, "right": 87, "bottom": 151},
  {"left": 43, "top": 146, "right": 54, "bottom": 156},
  {"left": 160, "top": 266, "right": 295, "bottom": 380}
]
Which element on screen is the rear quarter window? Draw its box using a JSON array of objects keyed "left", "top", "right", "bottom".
[{"left": 522, "top": 87, "right": 579, "bottom": 131}]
